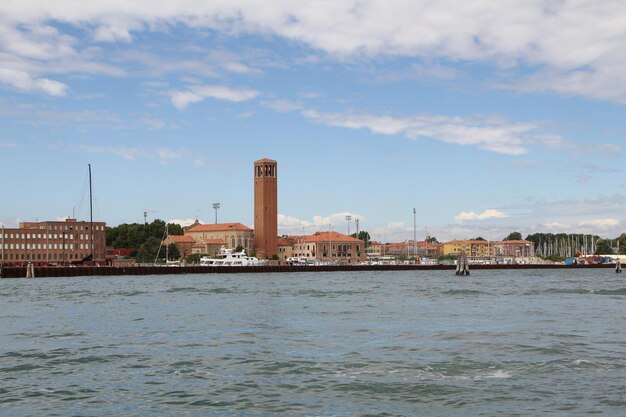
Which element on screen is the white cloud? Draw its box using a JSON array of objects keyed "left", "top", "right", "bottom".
[
  {"left": 0, "top": 68, "right": 67, "bottom": 96},
  {"left": 167, "top": 218, "right": 201, "bottom": 227},
  {"left": 69, "top": 144, "right": 201, "bottom": 166},
  {"left": 2, "top": 2, "right": 626, "bottom": 102},
  {"left": 578, "top": 218, "right": 620, "bottom": 230},
  {"left": 73, "top": 145, "right": 140, "bottom": 160},
  {"left": 262, "top": 99, "right": 303, "bottom": 113},
  {"left": 170, "top": 85, "right": 260, "bottom": 109},
  {"left": 140, "top": 117, "right": 166, "bottom": 130},
  {"left": 278, "top": 211, "right": 363, "bottom": 235},
  {"left": 301, "top": 109, "right": 562, "bottom": 155},
  {"left": 455, "top": 209, "right": 507, "bottom": 222}
]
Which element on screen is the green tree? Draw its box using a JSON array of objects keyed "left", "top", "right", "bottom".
[
  {"left": 135, "top": 236, "right": 163, "bottom": 263},
  {"left": 594, "top": 239, "right": 614, "bottom": 255},
  {"left": 351, "top": 231, "right": 371, "bottom": 247},
  {"left": 106, "top": 219, "right": 184, "bottom": 251},
  {"left": 186, "top": 253, "right": 201, "bottom": 264},
  {"left": 235, "top": 244, "right": 244, "bottom": 253},
  {"left": 425, "top": 236, "right": 439, "bottom": 243},
  {"left": 504, "top": 231, "right": 522, "bottom": 241},
  {"left": 167, "top": 243, "right": 180, "bottom": 260},
  {"left": 471, "top": 236, "right": 486, "bottom": 241}
]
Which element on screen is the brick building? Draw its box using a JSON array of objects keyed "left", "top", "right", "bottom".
[
  {"left": 291, "top": 231, "right": 366, "bottom": 263},
  {"left": 494, "top": 240, "right": 535, "bottom": 257},
  {"left": 184, "top": 222, "right": 254, "bottom": 254},
  {"left": 1, "top": 218, "right": 106, "bottom": 265}
]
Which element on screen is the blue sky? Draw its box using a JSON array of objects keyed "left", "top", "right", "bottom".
[{"left": 1, "top": 1, "right": 625, "bottom": 242}]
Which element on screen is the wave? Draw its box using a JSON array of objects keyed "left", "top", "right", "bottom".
[
  {"left": 441, "top": 289, "right": 488, "bottom": 296},
  {"left": 592, "top": 288, "right": 626, "bottom": 295},
  {"left": 524, "top": 288, "right": 626, "bottom": 296}
]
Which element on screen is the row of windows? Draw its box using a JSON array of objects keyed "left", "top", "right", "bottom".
[
  {"left": 0, "top": 233, "right": 98, "bottom": 240},
  {"left": 295, "top": 244, "right": 362, "bottom": 252},
  {"left": 2, "top": 252, "right": 87, "bottom": 261},
  {"left": 2, "top": 224, "right": 104, "bottom": 233},
  {"left": 1, "top": 243, "right": 90, "bottom": 250}
]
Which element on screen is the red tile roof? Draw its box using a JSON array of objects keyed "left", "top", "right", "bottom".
[
  {"left": 277, "top": 237, "right": 294, "bottom": 246},
  {"left": 304, "top": 231, "right": 362, "bottom": 243},
  {"left": 186, "top": 222, "right": 252, "bottom": 232},
  {"left": 445, "top": 239, "right": 489, "bottom": 245},
  {"left": 165, "top": 235, "right": 195, "bottom": 243}
]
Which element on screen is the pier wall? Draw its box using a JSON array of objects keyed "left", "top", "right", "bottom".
[{"left": 0, "top": 263, "right": 616, "bottom": 279}]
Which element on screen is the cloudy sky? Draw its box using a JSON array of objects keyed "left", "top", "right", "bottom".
[{"left": 1, "top": 1, "right": 625, "bottom": 242}]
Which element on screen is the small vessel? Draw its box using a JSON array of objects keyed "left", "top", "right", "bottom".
[{"left": 200, "top": 246, "right": 267, "bottom": 267}]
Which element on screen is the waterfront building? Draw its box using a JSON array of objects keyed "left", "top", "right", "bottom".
[
  {"left": 0, "top": 218, "right": 106, "bottom": 265},
  {"left": 494, "top": 240, "right": 535, "bottom": 257},
  {"left": 254, "top": 158, "right": 278, "bottom": 259},
  {"left": 190, "top": 239, "right": 224, "bottom": 257},
  {"left": 277, "top": 236, "right": 295, "bottom": 261},
  {"left": 414, "top": 241, "right": 444, "bottom": 256},
  {"left": 367, "top": 241, "right": 383, "bottom": 255},
  {"left": 292, "top": 231, "right": 366, "bottom": 263},
  {"left": 184, "top": 222, "right": 254, "bottom": 254},
  {"left": 443, "top": 239, "right": 494, "bottom": 257},
  {"left": 162, "top": 235, "right": 196, "bottom": 258}
]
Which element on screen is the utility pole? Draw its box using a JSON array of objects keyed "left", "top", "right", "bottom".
[
  {"left": 345, "top": 215, "right": 352, "bottom": 236},
  {"left": 355, "top": 218, "right": 359, "bottom": 237}
]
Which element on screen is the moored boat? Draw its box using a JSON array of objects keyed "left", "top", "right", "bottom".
[{"left": 200, "top": 246, "right": 268, "bottom": 267}]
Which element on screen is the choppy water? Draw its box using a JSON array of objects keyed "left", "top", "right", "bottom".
[{"left": 1, "top": 269, "right": 625, "bottom": 416}]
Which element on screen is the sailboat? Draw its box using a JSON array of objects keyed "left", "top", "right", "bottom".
[{"left": 71, "top": 164, "right": 95, "bottom": 265}]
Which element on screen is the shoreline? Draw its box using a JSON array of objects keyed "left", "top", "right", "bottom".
[{"left": 0, "top": 263, "right": 617, "bottom": 279}]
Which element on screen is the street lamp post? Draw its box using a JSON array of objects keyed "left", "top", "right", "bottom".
[
  {"left": 346, "top": 215, "right": 352, "bottom": 236},
  {"left": 212, "top": 203, "right": 220, "bottom": 224}
]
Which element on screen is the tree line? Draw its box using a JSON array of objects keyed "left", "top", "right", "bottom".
[{"left": 106, "top": 219, "right": 184, "bottom": 263}]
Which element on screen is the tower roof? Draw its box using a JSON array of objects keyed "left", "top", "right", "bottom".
[{"left": 254, "top": 158, "right": 277, "bottom": 164}]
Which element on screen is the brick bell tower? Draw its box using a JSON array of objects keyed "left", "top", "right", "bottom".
[{"left": 254, "top": 158, "right": 278, "bottom": 259}]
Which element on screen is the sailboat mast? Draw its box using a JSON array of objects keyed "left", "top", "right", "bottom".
[{"left": 89, "top": 164, "right": 93, "bottom": 261}]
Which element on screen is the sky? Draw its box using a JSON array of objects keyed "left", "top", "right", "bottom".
[{"left": 1, "top": 1, "right": 625, "bottom": 243}]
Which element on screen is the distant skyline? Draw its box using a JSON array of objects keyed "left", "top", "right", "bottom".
[{"left": 1, "top": 1, "right": 625, "bottom": 243}]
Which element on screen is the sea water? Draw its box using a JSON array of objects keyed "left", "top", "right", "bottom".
[{"left": 1, "top": 269, "right": 625, "bottom": 416}]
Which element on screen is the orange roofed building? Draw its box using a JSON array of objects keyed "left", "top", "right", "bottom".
[
  {"left": 292, "top": 231, "right": 366, "bottom": 263},
  {"left": 162, "top": 235, "right": 196, "bottom": 258},
  {"left": 184, "top": 222, "right": 254, "bottom": 255}
]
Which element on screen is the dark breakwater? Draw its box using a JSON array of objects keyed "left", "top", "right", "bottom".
[{"left": 0, "top": 262, "right": 616, "bottom": 279}]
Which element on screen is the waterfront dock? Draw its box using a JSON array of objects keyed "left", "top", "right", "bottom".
[{"left": 0, "top": 263, "right": 616, "bottom": 279}]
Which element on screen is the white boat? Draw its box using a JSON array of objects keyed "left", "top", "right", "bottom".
[{"left": 200, "top": 246, "right": 267, "bottom": 267}]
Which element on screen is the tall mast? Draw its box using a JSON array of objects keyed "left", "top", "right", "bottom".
[{"left": 89, "top": 164, "right": 93, "bottom": 260}]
